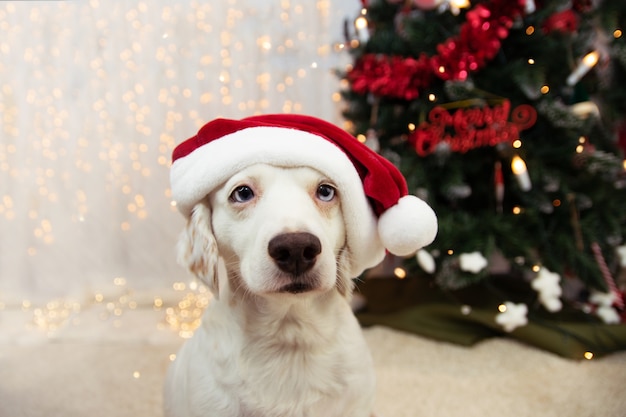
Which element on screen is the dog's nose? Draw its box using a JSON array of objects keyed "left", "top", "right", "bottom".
[{"left": 268, "top": 232, "right": 322, "bottom": 275}]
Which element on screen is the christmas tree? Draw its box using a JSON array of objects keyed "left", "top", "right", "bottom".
[{"left": 340, "top": 0, "right": 626, "bottom": 353}]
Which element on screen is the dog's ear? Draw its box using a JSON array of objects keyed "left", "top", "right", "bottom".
[
  {"left": 177, "top": 202, "right": 220, "bottom": 298},
  {"left": 336, "top": 247, "right": 354, "bottom": 299}
]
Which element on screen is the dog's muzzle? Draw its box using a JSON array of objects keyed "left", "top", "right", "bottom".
[{"left": 268, "top": 232, "right": 321, "bottom": 293}]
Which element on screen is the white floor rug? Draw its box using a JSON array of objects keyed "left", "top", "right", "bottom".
[{"left": 1, "top": 308, "right": 625, "bottom": 417}]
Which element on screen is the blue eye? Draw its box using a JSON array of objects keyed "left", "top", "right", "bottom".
[
  {"left": 230, "top": 186, "right": 255, "bottom": 203},
  {"left": 316, "top": 184, "right": 336, "bottom": 202}
]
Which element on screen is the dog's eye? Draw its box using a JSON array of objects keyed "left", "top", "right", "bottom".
[
  {"left": 316, "top": 184, "right": 336, "bottom": 202},
  {"left": 230, "top": 186, "right": 255, "bottom": 203}
]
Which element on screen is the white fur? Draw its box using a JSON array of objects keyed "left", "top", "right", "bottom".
[{"left": 165, "top": 164, "right": 376, "bottom": 417}]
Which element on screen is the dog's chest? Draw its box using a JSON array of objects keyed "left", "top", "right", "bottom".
[
  {"left": 167, "top": 300, "right": 376, "bottom": 417},
  {"left": 237, "top": 322, "right": 351, "bottom": 405},
  {"left": 233, "top": 312, "right": 374, "bottom": 416},
  {"left": 235, "top": 351, "right": 372, "bottom": 416}
]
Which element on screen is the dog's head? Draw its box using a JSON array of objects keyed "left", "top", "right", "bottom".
[
  {"left": 177, "top": 163, "right": 351, "bottom": 299},
  {"left": 172, "top": 114, "right": 438, "bottom": 299}
]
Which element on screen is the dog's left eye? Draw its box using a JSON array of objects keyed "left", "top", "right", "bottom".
[
  {"left": 316, "top": 184, "right": 336, "bottom": 202},
  {"left": 230, "top": 186, "right": 255, "bottom": 203}
]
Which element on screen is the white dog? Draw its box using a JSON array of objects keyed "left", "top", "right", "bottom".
[
  {"left": 164, "top": 163, "right": 377, "bottom": 417},
  {"left": 165, "top": 114, "right": 438, "bottom": 417}
]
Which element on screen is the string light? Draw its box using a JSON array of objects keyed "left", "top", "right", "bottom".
[
  {"left": 576, "top": 136, "right": 586, "bottom": 153},
  {"left": 164, "top": 283, "right": 212, "bottom": 338},
  {"left": 511, "top": 155, "right": 532, "bottom": 191},
  {"left": 0, "top": 2, "right": 446, "bottom": 347},
  {"left": 570, "top": 102, "right": 599, "bottom": 119},
  {"left": 32, "top": 299, "right": 81, "bottom": 333},
  {"left": 0, "top": 2, "right": 342, "bottom": 296},
  {"left": 354, "top": 15, "right": 369, "bottom": 43},
  {"left": 566, "top": 51, "right": 600, "bottom": 86},
  {"left": 449, "top": 0, "right": 471, "bottom": 15},
  {"left": 450, "top": 0, "right": 471, "bottom": 8},
  {"left": 15, "top": 277, "right": 214, "bottom": 339},
  {"left": 393, "top": 267, "right": 407, "bottom": 279}
]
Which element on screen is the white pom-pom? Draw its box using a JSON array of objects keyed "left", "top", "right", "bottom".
[{"left": 378, "top": 195, "right": 438, "bottom": 256}]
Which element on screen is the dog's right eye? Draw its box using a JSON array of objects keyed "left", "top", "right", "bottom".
[
  {"left": 316, "top": 184, "right": 336, "bottom": 202},
  {"left": 230, "top": 186, "right": 255, "bottom": 203}
]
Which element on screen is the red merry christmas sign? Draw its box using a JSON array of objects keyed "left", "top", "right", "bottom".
[{"left": 409, "top": 100, "right": 537, "bottom": 156}]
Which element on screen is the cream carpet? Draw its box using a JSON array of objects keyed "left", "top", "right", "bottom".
[{"left": 1, "top": 310, "right": 625, "bottom": 417}]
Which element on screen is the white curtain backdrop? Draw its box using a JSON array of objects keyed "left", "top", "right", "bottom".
[{"left": 0, "top": 0, "right": 359, "bottom": 305}]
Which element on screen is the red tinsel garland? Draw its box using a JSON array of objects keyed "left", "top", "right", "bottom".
[{"left": 347, "top": 0, "right": 527, "bottom": 100}]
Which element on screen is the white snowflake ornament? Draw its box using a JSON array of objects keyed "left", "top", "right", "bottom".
[
  {"left": 589, "top": 290, "right": 617, "bottom": 307},
  {"left": 459, "top": 251, "right": 488, "bottom": 274},
  {"left": 539, "top": 296, "right": 563, "bottom": 313},
  {"left": 531, "top": 267, "right": 562, "bottom": 312},
  {"left": 589, "top": 291, "right": 622, "bottom": 324},
  {"left": 596, "top": 305, "right": 621, "bottom": 324},
  {"left": 495, "top": 302, "right": 528, "bottom": 332}
]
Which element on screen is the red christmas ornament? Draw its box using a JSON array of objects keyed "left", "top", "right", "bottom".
[
  {"left": 542, "top": 9, "right": 579, "bottom": 34},
  {"left": 347, "top": 0, "right": 527, "bottom": 100}
]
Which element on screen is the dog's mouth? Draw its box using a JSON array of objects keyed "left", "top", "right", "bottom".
[{"left": 279, "top": 282, "right": 315, "bottom": 294}]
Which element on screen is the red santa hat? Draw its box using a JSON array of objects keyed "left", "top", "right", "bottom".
[{"left": 170, "top": 114, "right": 437, "bottom": 277}]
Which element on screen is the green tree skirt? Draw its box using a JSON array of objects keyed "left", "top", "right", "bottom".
[{"left": 355, "top": 277, "right": 626, "bottom": 359}]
